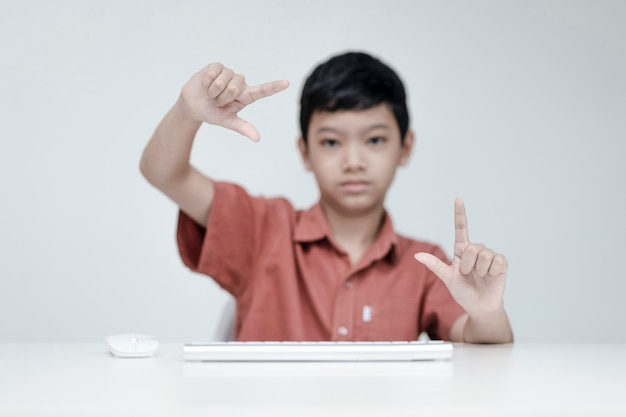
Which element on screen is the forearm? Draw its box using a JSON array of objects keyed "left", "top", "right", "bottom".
[
  {"left": 140, "top": 96, "right": 216, "bottom": 226},
  {"left": 140, "top": 96, "right": 202, "bottom": 190},
  {"left": 462, "top": 305, "right": 514, "bottom": 344}
]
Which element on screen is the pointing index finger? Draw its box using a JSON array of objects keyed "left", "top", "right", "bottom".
[
  {"left": 454, "top": 197, "right": 470, "bottom": 246},
  {"left": 240, "top": 79, "right": 290, "bottom": 105}
]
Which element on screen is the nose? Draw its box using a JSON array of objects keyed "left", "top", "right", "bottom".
[{"left": 342, "top": 142, "right": 366, "bottom": 172}]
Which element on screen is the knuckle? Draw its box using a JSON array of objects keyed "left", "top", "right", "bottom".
[
  {"left": 222, "top": 68, "right": 234, "bottom": 78},
  {"left": 209, "top": 62, "right": 224, "bottom": 69},
  {"left": 478, "top": 248, "right": 493, "bottom": 262},
  {"left": 493, "top": 254, "right": 508, "bottom": 269},
  {"left": 212, "top": 79, "right": 225, "bottom": 91},
  {"left": 204, "top": 62, "right": 222, "bottom": 77},
  {"left": 465, "top": 243, "right": 483, "bottom": 256},
  {"left": 227, "top": 84, "right": 240, "bottom": 96}
]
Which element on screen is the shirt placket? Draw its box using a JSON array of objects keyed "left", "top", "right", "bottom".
[{"left": 331, "top": 271, "right": 358, "bottom": 341}]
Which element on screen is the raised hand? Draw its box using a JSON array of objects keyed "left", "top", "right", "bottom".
[
  {"left": 180, "top": 63, "right": 290, "bottom": 142},
  {"left": 414, "top": 198, "right": 508, "bottom": 315}
]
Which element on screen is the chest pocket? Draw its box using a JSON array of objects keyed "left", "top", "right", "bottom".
[{"left": 360, "top": 298, "right": 420, "bottom": 341}]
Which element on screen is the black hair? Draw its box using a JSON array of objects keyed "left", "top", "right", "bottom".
[{"left": 299, "top": 51, "right": 409, "bottom": 143}]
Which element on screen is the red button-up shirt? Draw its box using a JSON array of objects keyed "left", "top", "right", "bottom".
[{"left": 177, "top": 182, "right": 464, "bottom": 341}]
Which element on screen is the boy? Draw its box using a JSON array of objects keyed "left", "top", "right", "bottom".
[{"left": 140, "top": 52, "right": 513, "bottom": 343}]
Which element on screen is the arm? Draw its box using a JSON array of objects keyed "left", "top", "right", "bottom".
[
  {"left": 415, "top": 198, "right": 514, "bottom": 344},
  {"left": 139, "top": 63, "right": 289, "bottom": 226}
]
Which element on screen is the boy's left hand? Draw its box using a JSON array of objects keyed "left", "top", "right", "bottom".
[{"left": 414, "top": 198, "right": 508, "bottom": 315}]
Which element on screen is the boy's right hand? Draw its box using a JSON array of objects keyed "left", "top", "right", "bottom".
[{"left": 179, "top": 63, "right": 290, "bottom": 142}]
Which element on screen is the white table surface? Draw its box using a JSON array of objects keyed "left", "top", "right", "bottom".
[{"left": 0, "top": 343, "right": 624, "bottom": 417}]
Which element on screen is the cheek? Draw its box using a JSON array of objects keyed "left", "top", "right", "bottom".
[
  {"left": 315, "top": 165, "right": 334, "bottom": 183},
  {"left": 373, "top": 153, "right": 401, "bottom": 177},
  {"left": 310, "top": 153, "right": 337, "bottom": 172},
  {"left": 308, "top": 158, "right": 334, "bottom": 183},
  {"left": 378, "top": 167, "right": 398, "bottom": 188}
]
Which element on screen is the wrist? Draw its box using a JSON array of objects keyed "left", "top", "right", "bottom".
[
  {"left": 464, "top": 300, "right": 505, "bottom": 320},
  {"left": 462, "top": 303, "right": 513, "bottom": 344},
  {"left": 173, "top": 95, "right": 204, "bottom": 128}
]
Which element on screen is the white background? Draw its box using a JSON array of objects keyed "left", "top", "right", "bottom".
[{"left": 1, "top": 0, "right": 624, "bottom": 342}]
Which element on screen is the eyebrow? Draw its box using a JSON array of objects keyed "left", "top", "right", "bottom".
[{"left": 314, "top": 124, "right": 391, "bottom": 136}]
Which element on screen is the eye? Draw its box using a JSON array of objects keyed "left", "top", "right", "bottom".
[
  {"left": 367, "top": 136, "right": 386, "bottom": 145},
  {"left": 321, "top": 139, "right": 340, "bottom": 148}
]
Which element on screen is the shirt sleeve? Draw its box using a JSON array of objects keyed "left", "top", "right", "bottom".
[
  {"left": 419, "top": 245, "right": 466, "bottom": 341},
  {"left": 176, "top": 182, "right": 272, "bottom": 297}
]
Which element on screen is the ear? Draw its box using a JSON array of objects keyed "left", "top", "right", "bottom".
[
  {"left": 297, "top": 136, "right": 313, "bottom": 171},
  {"left": 398, "top": 129, "right": 415, "bottom": 167}
]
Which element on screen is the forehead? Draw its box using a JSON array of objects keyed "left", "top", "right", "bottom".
[{"left": 308, "top": 104, "right": 399, "bottom": 136}]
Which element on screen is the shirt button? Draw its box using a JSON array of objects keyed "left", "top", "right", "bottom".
[{"left": 337, "top": 326, "right": 349, "bottom": 336}]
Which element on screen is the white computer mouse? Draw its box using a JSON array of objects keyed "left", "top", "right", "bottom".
[{"left": 105, "top": 334, "right": 159, "bottom": 358}]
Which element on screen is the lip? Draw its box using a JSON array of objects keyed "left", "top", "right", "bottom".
[{"left": 340, "top": 180, "right": 371, "bottom": 193}]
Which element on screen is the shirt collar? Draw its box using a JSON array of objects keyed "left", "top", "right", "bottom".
[{"left": 294, "top": 202, "right": 398, "bottom": 262}]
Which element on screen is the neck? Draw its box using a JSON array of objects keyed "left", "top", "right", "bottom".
[{"left": 321, "top": 203, "right": 385, "bottom": 264}]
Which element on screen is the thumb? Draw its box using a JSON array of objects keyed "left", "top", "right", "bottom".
[
  {"left": 414, "top": 252, "right": 452, "bottom": 286},
  {"left": 221, "top": 115, "right": 261, "bottom": 142}
]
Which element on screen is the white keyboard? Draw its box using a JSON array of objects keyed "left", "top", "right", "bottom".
[{"left": 183, "top": 340, "right": 453, "bottom": 362}]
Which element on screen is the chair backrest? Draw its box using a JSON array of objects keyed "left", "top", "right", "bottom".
[{"left": 213, "top": 295, "right": 236, "bottom": 341}]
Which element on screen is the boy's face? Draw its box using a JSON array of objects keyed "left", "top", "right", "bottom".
[{"left": 298, "top": 104, "right": 414, "bottom": 216}]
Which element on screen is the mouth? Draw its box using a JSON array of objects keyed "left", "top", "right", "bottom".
[{"left": 340, "top": 180, "right": 371, "bottom": 193}]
